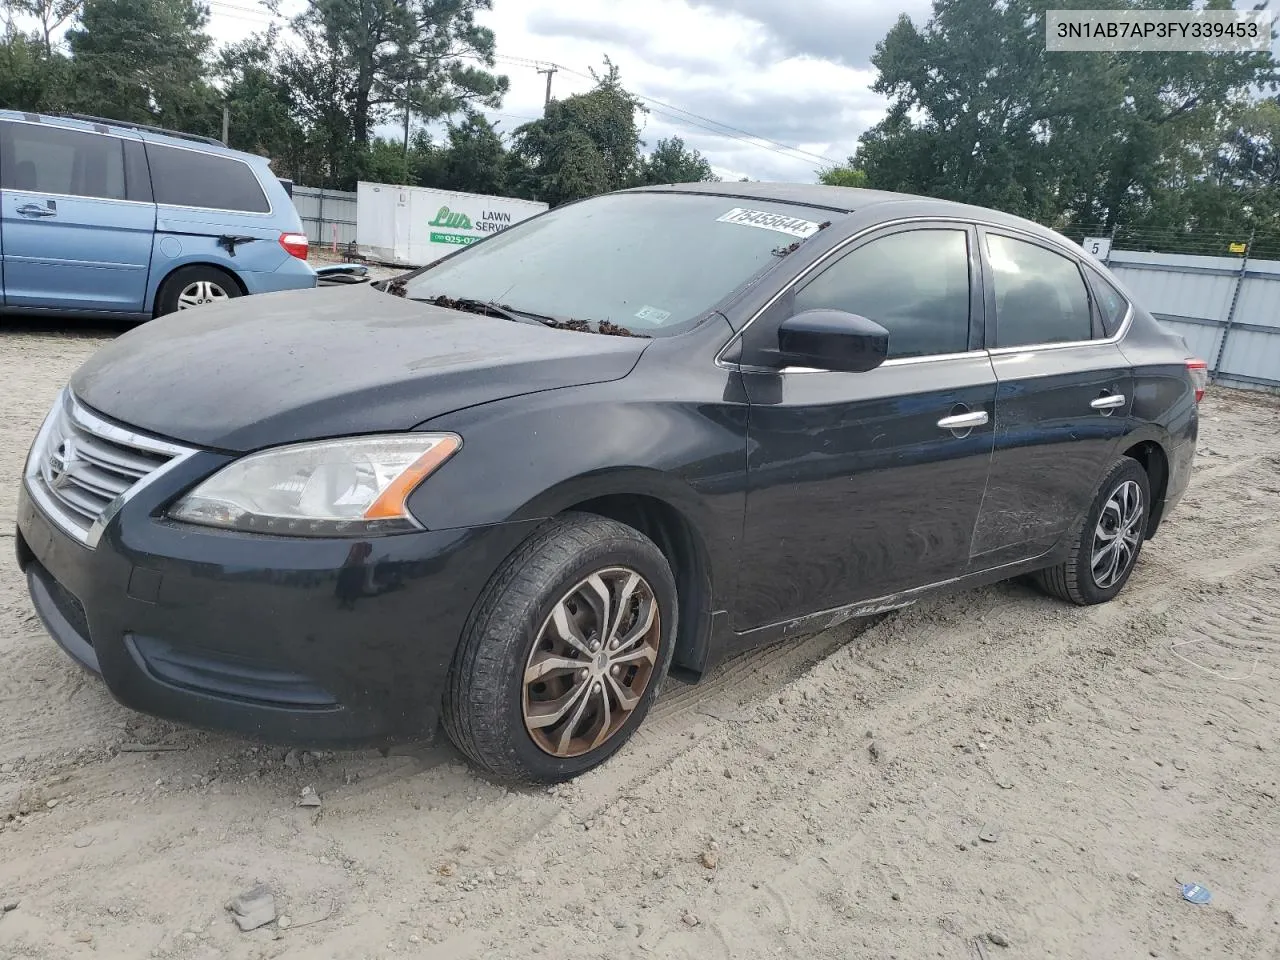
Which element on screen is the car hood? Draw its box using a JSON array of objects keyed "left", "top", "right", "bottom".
[{"left": 70, "top": 285, "right": 650, "bottom": 452}]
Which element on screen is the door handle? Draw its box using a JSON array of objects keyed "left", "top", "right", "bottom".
[
  {"left": 937, "top": 411, "right": 989, "bottom": 430},
  {"left": 1090, "top": 394, "right": 1126, "bottom": 411},
  {"left": 17, "top": 203, "right": 56, "bottom": 218}
]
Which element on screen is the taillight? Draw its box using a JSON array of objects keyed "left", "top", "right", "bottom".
[
  {"left": 1186, "top": 358, "right": 1208, "bottom": 403},
  {"left": 279, "top": 232, "right": 309, "bottom": 260}
]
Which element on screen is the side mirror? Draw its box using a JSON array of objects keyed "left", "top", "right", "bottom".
[{"left": 777, "top": 309, "right": 889, "bottom": 373}]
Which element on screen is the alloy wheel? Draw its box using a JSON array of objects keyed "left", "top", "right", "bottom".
[
  {"left": 1091, "top": 479, "right": 1144, "bottom": 588},
  {"left": 522, "top": 566, "right": 662, "bottom": 758},
  {"left": 177, "top": 280, "right": 231, "bottom": 310}
]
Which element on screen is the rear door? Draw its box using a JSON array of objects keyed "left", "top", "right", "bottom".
[
  {"left": 145, "top": 141, "right": 291, "bottom": 276},
  {"left": 969, "top": 228, "right": 1135, "bottom": 566},
  {"left": 734, "top": 223, "right": 998, "bottom": 631},
  {"left": 0, "top": 120, "right": 155, "bottom": 312}
]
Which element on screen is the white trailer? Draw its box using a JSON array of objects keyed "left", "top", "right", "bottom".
[{"left": 356, "top": 182, "right": 548, "bottom": 267}]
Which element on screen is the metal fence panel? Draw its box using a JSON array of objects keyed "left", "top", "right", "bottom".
[
  {"left": 1106, "top": 249, "right": 1280, "bottom": 391},
  {"left": 290, "top": 186, "right": 358, "bottom": 248},
  {"left": 1234, "top": 271, "right": 1280, "bottom": 331}
]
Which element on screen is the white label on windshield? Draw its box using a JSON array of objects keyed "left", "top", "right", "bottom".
[
  {"left": 716, "top": 207, "right": 822, "bottom": 239},
  {"left": 635, "top": 305, "right": 672, "bottom": 325}
]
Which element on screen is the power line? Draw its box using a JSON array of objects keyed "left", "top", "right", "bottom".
[
  {"left": 542, "top": 59, "right": 838, "bottom": 166},
  {"left": 486, "top": 54, "right": 840, "bottom": 167}
]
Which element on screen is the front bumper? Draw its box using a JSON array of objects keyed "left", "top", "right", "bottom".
[{"left": 16, "top": 461, "right": 541, "bottom": 747}]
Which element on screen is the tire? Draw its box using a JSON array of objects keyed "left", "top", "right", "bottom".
[
  {"left": 442, "top": 512, "right": 678, "bottom": 783},
  {"left": 154, "top": 265, "right": 242, "bottom": 317},
  {"left": 1035, "top": 456, "right": 1151, "bottom": 606}
]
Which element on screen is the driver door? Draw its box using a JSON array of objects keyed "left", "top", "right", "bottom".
[{"left": 733, "top": 223, "right": 998, "bottom": 631}]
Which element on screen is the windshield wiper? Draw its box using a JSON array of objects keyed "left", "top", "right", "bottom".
[
  {"left": 414, "top": 294, "right": 650, "bottom": 338},
  {"left": 416, "top": 294, "right": 556, "bottom": 327}
]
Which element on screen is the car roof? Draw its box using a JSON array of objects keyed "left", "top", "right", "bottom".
[
  {"left": 0, "top": 109, "right": 269, "bottom": 165},
  {"left": 623, "top": 180, "right": 1071, "bottom": 248}
]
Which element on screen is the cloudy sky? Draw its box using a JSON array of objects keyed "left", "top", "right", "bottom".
[{"left": 206, "top": 0, "right": 933, "bottom": 182}]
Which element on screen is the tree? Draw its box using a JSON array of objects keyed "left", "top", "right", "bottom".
[
  {"left": 512, "top": 57, "right": 645, "bottom": 205},
  {"left": 278, "top": 0, "right": 507, "bottom": 156},
  {"left": 640, "top": 136, "right": 717, "bottom": 184},
  {"left": 436, "top": 114, "right": 508, "bottom": 194},
  {"left": 817, "top": 162, "right": 867, "bottom": 188},
  {"left": 856, "top": 0, "right": 1279, "bottom": 232},
  {"left": 0, "top": 28, "right": 70, "bottom": 111},
  {"left": 66, "top": 0, "right": 218, "bottom": 133},
  {"left": 7, "top": 0, "right": 81, "bottom": 55},
  {"left": 218, "top": 32, "right": 307, "bottom": 167}
]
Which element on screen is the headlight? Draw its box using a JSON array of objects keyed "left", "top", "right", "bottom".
[{"left": 169, "top": 434, "right": 461, "bottom": 536}]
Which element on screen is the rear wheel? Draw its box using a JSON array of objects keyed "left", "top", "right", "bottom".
[
  {"left": 155, "top": 265, "right": 242, "bottom": 317},
  {"left": 1035, "top": 456, "right": 1151, "bottom": 605},
  {"left": 442, "top": 513, "right": 677, "bottom": 783}
]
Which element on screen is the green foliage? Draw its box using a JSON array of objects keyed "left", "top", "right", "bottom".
[
  {"left": 855, "top": 0, "right": 1280, "bottom": 243},
  {"left": 639, "top": 136, "right": 717, "bottom": 185},
  {"left": 276, "top": 0, "right": 506, "bottom": 159},
  {"left": 817, "top": 163, "right": 867, "bottom": 188},
  {"left": 0, "top": 28, "right": 70, "bottom": 110},
  {"left": 511, "top": 57, "right": 646, "bottom": 206},
  {"left": 66, "top": 0, "right": 218, "bottom": 133}
]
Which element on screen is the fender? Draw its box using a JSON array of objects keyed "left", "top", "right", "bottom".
[{"left": 408, "top": 373, "right": 750, "bottom": 611}]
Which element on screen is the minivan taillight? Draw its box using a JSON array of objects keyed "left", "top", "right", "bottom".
[
  {"left": 279, "top": 232, "right": 309, "bottom": 260},
  {"left": 1186, "top": 358, "right": 1208, "bottom": 403}
]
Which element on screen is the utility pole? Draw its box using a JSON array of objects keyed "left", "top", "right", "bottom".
[
  {"left": 221, "top": 105, "right": 230, "bottom": 146},
  {"left": 536, "top": 65, "right": 557, "bottom": 113},
  {"left": 403, "top": 96, "right": 410, "bottom": 160}
]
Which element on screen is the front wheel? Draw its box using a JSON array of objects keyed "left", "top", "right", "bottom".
[
  {"left": 442, "top": 513, "right": 677, "bottom": 783},
  {"left": 1035, "top": 456, "right": 1151, "bottom": 605}
]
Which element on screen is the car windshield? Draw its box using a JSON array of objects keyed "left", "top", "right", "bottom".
[{"left": 398, "top": 192, "right": 835, "bottom": 336}]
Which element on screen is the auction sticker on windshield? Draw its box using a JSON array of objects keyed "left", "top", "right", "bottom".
[{"left": 716, "top": 208, "right": 822, "bottom": 239}]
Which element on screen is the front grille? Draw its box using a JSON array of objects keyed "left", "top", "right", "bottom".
[{"left": 24, "top": 390, "right": 194, "bottom": 547}]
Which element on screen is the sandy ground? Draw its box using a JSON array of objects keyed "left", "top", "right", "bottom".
[{"left": 2, "top": 315, "right": 1280, "bottom": 960}]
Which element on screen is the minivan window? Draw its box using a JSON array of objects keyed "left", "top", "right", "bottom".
[
  {"left": 401, "top": 192, "right": 840, "bottom": 336},
  {"left": 147, "top": 143, "right": 270, "bottom": 213},
  {"left": 793, "top": 229, "right": 971, "bottom": 359},
  {"left": 1090, "top": 273, "right": 1129, "bottom": 337},
  {"left": 987, "top": 234, "right": 1092, "bottom": 348},
  {"left": 0, "top": 122, "right": 126, "bottom": 201}
]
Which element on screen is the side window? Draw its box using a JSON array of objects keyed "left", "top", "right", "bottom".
[
  {"left": 0, "top": 122, "right": 126, "bottom": 201},
  {"left": 146, "top": 143, "right": 270, "bottom": 213},
  {"left": 793, "top": 229, "right": 971, "bottom": 359},
  {"left": 986, "top": 234, "right": 1092, "bottom": 347},
  {"left": 1089, "top": 273, "right": 1129, "bottom": 337}
]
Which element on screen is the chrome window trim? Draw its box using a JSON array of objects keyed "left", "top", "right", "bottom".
[
  {"left": 986, "top": 302, "right": 1133, "bottom": 356},
  {"left": 777, "top": 348, "right": 990, "bottom": 374},
  {"left": 0, "top": 189, "right": 152, "bottom": 207},
  {"left": 23, "top": 388, "right": 198, "bottom": 549},
  {"left": 715, "top": 214, "right": 1133, "bottom": 371}
]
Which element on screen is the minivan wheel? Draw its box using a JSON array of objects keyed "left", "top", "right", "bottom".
[
  {"left": 442, "top": 513, "right": 677, "bottom": 783},
  {"left": 1035, "top": 456, "right": 1151, "bottom": 606},
  {"left": 155, "top": 266, "right": 242, "bottom": 317}
]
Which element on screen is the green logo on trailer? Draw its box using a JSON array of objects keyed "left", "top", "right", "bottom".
[{"left": 429, "top": 205, "right": 473, "bottom": 230}]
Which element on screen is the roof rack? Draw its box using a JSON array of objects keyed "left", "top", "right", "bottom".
[{"left": 55, "top": 113, "right": 225, "bottom": 147}]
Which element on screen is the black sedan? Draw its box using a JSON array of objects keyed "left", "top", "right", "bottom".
[{"left": 16, "top": 183, "right": 1205, "bottom": 782}]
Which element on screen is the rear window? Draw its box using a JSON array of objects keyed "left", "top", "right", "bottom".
[
  {"left": 1090, "top": 273, "right": 1130, "bottom": 337},
  {"left": 0, "top": 121, "right": 126, "bottom": 201},
  {"left": 146, "top": 143, "right": 270, "bottom": 213}
]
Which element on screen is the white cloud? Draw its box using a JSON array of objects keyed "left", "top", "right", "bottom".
[{"left": 206, "top": 0, "right": 916, "bottom": 182}]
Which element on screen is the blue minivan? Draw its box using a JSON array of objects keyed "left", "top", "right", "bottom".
[{"left": 0, "top": 112, "right": 316, "bottom": 320}]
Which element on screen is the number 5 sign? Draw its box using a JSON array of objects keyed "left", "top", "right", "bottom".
[{"left": 1082, "top": 237, "right": 1112, "bottom": 260}]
